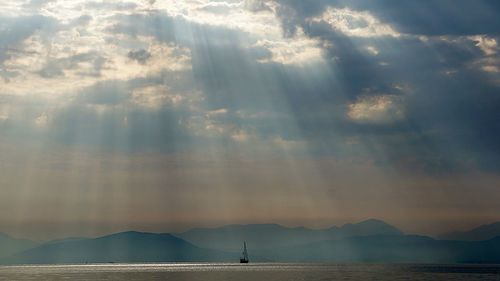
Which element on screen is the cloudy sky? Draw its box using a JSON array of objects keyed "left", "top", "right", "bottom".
[{"left": 1, "top": 0, "right": 500, "bottom": 240}]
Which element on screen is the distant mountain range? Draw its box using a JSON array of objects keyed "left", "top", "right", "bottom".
[
  {"left": 0, "top": 233, "right": 38, "bottom": 258},
  {"left": 2, "top": 231, "right": 232, "bottom": 264},
  {"left": 440, "top": 222, "right": 500, "bottom": 241},
  {"left": 1, "top": 219, "right": 499, "bottom": 264},
  {"left": 176, "top": 219, "right": 403, "bottom": 251}
]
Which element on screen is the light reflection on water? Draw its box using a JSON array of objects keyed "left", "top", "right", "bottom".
[{"left": 0, "top": 263, "right": 499, "bottom": 281}]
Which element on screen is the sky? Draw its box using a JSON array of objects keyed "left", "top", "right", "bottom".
[{"left": 1, "top": 0, "right": 500, "bottom": 240}]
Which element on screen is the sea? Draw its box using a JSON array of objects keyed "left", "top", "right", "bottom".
[{"left": 0, "top": 263, "right": 499, "bottom": 281}]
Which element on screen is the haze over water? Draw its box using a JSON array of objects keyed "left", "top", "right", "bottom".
[
  {"left": 1, "top": 263, "right": 499, "bottom": 281},
  {"left": 2, "top": 0, "right": 500, "bottom": 241}
]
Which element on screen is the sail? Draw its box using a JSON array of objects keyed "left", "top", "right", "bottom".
[
  {"left": 240, "top": 241, "right": 249, "bottom": 263},
  {"left": 242, "top": 242, "right": 249, "bottom": 260}
]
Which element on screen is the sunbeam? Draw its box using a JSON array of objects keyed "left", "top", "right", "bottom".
[{"left": 1, "top": 0, "right": 500, "bottom": 275}]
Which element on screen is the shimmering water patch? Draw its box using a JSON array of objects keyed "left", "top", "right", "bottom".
[{"left": 0, "top": 263, "right": 499, "bottom": 281}]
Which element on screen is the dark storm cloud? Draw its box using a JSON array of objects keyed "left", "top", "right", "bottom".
[
  {"left": 342, "top": 0, "right": 500, "bottom": 36},
  {"left": 2, "top": 2, "right": 500, "bottom": 173},
  {"left": 104, "top": 7, "right": 500, "bottom": 173},
  {"left": 275, "top": 0, "right": 500, "bottom": 36},
  {"left": 270, "top": 0, "right": 500, "bottom": 172}
]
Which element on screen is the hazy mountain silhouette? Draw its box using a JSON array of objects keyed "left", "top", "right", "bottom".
[
  {"left": 1, "top": 231, "right": 232, "bottom": 264},
  {"left": 43, "top": 237, "right": 88, "bottom": 245},
  {"left": 3, "top": 231, "right": 499, "bottom": 264},
  {"left": 0, "top": 233, "right": 38, "bottom": 258},
  {"left": 176, "top": 219, "right": 403, "bottom": 251},
  {"left": 440, "top": 221, "right": 500, "bottom": 241},
  {"left": 3, "top": 220, "right": 500, "bottom": 264},
  {"left": 261, "top": 235, "right": 500, "bottom": 263}
]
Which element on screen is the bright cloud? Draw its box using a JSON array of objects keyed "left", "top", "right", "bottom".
[
  {"left": 471, "top": 36, "right": 498, "bottom": 56},
  {"left": 131, "top": 85, "right": 183, "bottom": 109},
  {"left": 311, "top": 7, "right": 400, "bottom": 38},
  {"left": 348, "top": 95, "right": 404, "bottom": 123},
  {"left": 255, "top": 29, "right": 324, "bottom": 65}
]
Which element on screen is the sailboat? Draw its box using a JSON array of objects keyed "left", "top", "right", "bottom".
[{"left": 240, "top": 242, "right": 249, "bottom": 263}]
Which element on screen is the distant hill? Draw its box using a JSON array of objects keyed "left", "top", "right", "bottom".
[
  {"left": 335, "top": 219, "right": 403, "bottom": 237},
  {"left": 1, "top": 231, "right": 233, "bottom": 264},
  {"left": 4, "top": 231, "right": 499, "bottom": 264},
  {"left": 0, "top": 233, "right": 38, "bottom": 258},
  {"left": 440, "top": 221, "right": 500, "bottom": 241},
  {"left": 44, "top": 237, "right": 88, "bottom": 245},
  {"left": 1, "top": 227, "right": 499, "bottom": 264},
  {"left": 262, "top": 235, "right": 500, "bottom": 264},
  {"left": 176, "top": 219, "right": 403, "bottom": 251}
]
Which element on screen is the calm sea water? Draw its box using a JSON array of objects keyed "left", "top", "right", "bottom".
[{"left": 0, "top": 263, "right": 499, "bottom": 281}]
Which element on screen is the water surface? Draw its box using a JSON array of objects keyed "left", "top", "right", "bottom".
[{"left": 0, "top": 263, "right": 499, "bottom": 280}]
